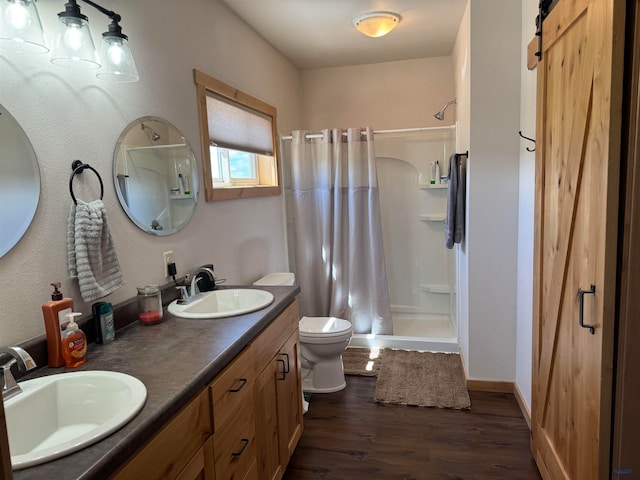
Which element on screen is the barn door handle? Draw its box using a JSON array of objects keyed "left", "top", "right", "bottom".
[{"left": 578, "top": 284, "right": 596, "bottom": 334}]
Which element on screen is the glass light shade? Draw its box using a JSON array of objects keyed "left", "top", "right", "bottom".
[
  {"left": 353, "top": 11, "right": 400, "bottom": 38},
  {"left": 50, "top": 15, "right": 100, "bottom": 69},
  {"left": 0, "top": 0, "right": 48, "bottom": 53},
  {"left": 96, "top": 35, "right": 138, "bottom": 82}
]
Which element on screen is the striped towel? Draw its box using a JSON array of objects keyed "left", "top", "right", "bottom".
[{"left": 67, "top": 199, "right": 124, "bottom": 302}]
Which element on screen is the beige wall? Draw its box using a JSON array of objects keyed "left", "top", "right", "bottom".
[
  {"left": 299, "top": 57, "right": 455, "bottom": 132},
  {"left": 0, "top": 0, "right": 300, "bottom": 346}
]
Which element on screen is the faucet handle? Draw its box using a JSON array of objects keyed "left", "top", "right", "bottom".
[{"left": 176, "top": 286, "right": 189, "bottom": 304}]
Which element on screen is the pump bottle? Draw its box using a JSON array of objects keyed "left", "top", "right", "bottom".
[
  {"left": 61, "top": 313, "right": 87, "bottom": 368},
  {"left": 42, "top": 282, "right": 74, "bottom": 367}
]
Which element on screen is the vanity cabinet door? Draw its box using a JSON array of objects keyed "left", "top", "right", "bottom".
[
  {"left": 253, "top": 300, "right": 304, "bottom": 480},
  {"left": 276, "top": 330, "right": 303, "bottom": 462},
  {"left": 255, "top": 357, "right": 285, "bottom": 480}
]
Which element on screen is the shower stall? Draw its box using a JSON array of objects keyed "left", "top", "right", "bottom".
[
  {"left": 282, "top": 125, "right": 459, "bottom": 353},
  {"left": 349, "top": 125, "right": 459, "bottom": 352}
]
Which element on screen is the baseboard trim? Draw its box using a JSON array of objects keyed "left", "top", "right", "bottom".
[
  {"left": 466, "top": 379, "right": 514, "bottom": 393},
  {"left": 457, "top": 349, "right": 532, "bottom": 429},
  {"left": 513, "top": 382, "right": 531, "bottom": 430}
]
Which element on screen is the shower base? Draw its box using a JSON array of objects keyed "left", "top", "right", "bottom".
[{"left": 349, "top": 314, "right": 458, "bottom": 353}]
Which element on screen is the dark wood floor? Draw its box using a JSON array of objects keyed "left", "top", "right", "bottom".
[{"left": 283, "top": 376, "right": 541, "bottom": 480}]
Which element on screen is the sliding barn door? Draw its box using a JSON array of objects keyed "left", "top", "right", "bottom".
[{"left": 531, "top": 0, "right": 624, "bottom": 479}]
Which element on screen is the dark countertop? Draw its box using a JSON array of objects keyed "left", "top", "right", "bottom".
[{"left": 12, "top": 285, "right": 300, "bottom": 480}]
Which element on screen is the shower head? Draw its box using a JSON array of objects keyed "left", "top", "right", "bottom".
[
  {"left": 434, "top": 99, "right": 457, "bottom": 121},
  {"left": 141, "top": 123, "right": 161, "bottom": 142}
]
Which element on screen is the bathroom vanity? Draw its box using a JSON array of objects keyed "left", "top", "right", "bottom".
[{"left": 11, "top": 285, "right": 302, "bottom": 480}]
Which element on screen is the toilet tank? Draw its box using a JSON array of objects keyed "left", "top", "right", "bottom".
[{"left": 253, "top": 272, "right": 295, "bottom": 286}]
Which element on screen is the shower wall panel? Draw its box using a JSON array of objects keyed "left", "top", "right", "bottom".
[{"left": 375, "top": 130, "right": 456, "bottom": 326}]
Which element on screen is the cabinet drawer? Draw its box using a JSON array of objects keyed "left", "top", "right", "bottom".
[
  {"left": 210, "top": 345, "right": 254, "bottom": 431},
  {"left": 242, "top": 458, "right": 258, "bottom": 480},
  {"left": 110, "top": 389, "right": 212, "bottom": 480},
  {"left": 252, "top": 299, "right": 299, "bottom": 372},
  {"left": 214, "top": 398, "right": 256, "bottom": 480},
  {"left": 175, "top": 437, "right": 214, "bottom": 480}
]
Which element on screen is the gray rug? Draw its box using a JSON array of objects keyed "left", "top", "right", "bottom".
[
  {"left": 342, "top": 347, "right": 384, "bottom": 376},
  {"left": 373, "top": 349, "right": 471, "bottom": 409}
]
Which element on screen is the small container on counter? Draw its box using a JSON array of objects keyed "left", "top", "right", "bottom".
[{"left": 137, "top": 284, "right": 163, "bottom": 325}]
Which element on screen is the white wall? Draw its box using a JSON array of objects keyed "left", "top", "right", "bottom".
[
  {"left": 452, "top": 1, "right": 471, "bottom": 371},
  {"left": 0, "top": 0, "right": 300, "bottom": 346},
  {"left": 300, "top": 57, "right": 454, "bottom": 131},
  {"left": 467, "top": 0, "right": 521, "bottom": 381},
  {"left": 453, "top": 0, "right": 522, "bottom": 382},
  {"left": 514, "top": 0, "right": 539, "bottom": 412}
]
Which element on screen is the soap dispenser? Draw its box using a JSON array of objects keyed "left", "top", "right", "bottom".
[
  {"left": 42, "top": 282, "right": 74, "bottom": 367},
  {"left": 61, "top": 313, "right": 87, "bottom": 368}
]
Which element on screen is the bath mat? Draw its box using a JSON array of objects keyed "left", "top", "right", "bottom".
[
  {"left": 342, "top": 347, "right": 385, "bottom": 376},
  {"left": 374, "top": 349, "right": 471, "bottom": 409}
]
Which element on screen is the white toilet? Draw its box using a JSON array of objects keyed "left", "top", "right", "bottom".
[
  {"left": 253, "top": 273, "right": 353, "bottom": 393},
  {"left": 298, "top": 315, "right": 353, "bottom": 393}
]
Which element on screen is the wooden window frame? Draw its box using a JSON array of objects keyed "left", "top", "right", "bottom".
[{"left": 194, "top": 69, "right": 281, "bottom": 202}]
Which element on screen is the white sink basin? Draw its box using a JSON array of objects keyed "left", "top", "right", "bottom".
[
  {"left": 168, "top": 288, "right": 274, "bottom": 319},
  {"left": 5, "top": 370, "right": 147, "bottom": 470}
]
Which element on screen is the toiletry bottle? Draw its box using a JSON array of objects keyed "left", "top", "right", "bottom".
[
  {"left": 61, "top": 313, "right": 87, "bottom": 368},
  {"left": 435, "top": 160, "right": 441, "bottom": 184},
  {"left": 430, "top": 161, "right": 436, "bottom": 184},
  {"left": 100, "top": 303, "right": 115, "bottom": 344},
  {"left": 42, "top": 282, "right": 74, "bottom": 367},
  {"left": 92, "top": 302, "right": 115, "bottom": 344}
]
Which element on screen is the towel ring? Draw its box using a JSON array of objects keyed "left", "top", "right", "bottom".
[{"left": 69, "top": 160, "right": 104, "bottom": 205}]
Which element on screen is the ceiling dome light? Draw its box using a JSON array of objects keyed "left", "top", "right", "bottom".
[{"left": 353, "top": 11, "right": 401, "bottom": 38}]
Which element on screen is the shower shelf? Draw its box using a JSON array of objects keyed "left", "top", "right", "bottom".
[
  {"left": 420, "top": 284, "right": 451, "bottom": 294},
  {"left": 419, "top": 214, "right": 445, "bottom": 222},
  {"left": 419, "top": 182, "right": 448, "bottom": 190}
]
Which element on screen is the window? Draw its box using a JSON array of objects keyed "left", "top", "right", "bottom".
[
  {"left": 210, "top": 146, "right": 258, "bottom": 186},
  {"left": 194, "top": 69, "right": 280, "bottom": 201}
]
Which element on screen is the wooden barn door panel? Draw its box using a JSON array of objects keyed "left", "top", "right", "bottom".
[{"left": 531, "top": 0, "right": 622, "bottom": 478}]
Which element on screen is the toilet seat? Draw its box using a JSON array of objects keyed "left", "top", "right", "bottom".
[{"left": 299, "top": 316, "right": 353, "bottom": 339}]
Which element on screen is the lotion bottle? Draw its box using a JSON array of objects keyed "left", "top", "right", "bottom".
[
  {"left": 42, "top": 282, "right": 74, "bottom": 367},
  {"left": 61, "top": 313, "right": 87, "bottom": 368}
]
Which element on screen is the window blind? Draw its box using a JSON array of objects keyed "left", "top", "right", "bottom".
[{"left": 206, "top": 93, "right": 274, "bottom": 155}]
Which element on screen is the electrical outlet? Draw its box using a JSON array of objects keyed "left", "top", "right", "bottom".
[{"left": 163, "top": 251, "right": 175, "bottom": 277}]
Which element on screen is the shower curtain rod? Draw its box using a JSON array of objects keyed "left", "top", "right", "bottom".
[{"left": 280, "top": 125, "right": 455, "bottom": 141}]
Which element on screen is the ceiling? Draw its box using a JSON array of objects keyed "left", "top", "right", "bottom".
[{"left": 220, "top": 1, "right": 468, "bottom": 70}]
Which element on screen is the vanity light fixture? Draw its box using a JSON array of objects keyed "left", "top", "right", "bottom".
[
  {"left": 0, "top": 0, "right": 49, "bottom": 54},
  {"left": 353, "top": 11, "right": 401, "bottom": 38},
  {"left": 51, "top": 0, "right": 139, "bottom": 82}
]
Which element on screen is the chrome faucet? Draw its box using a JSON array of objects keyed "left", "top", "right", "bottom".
[
  {"left": 176, "top": 266, "right": 217, "bottom": 304},
  {"left": 188, "top": 266, "right": 216, "bottom": 297},
  {"left": 0, "top": 346, "right": 36, "bottom": 401}
]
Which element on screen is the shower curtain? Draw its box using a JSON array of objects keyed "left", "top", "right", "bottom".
[{"left": 287, "top": 127, "right": 392, "bottom": 335}]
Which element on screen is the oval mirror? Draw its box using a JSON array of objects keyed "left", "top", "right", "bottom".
[
  {"left": 113, "top": 116, "right": 198, "bottom": 235},
  {"left": 0, "top": 104, "right": 41, "bottom": 257}
]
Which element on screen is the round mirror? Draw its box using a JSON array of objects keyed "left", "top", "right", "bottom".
[
  {"left": 0, "top": 104, "right": 41, "bottom": 257},
  {"left": 113, "top": 116, "right": 198, "bottom": 235}
]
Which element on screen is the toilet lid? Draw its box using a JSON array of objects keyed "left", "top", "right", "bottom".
[{"left": 299, "top": 316, "right": 352, "bottom": 338}]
